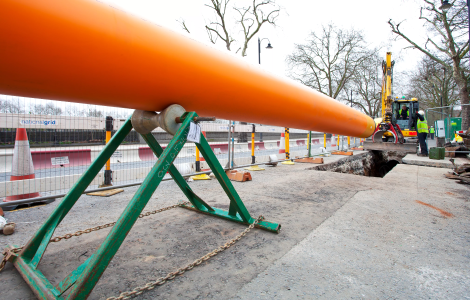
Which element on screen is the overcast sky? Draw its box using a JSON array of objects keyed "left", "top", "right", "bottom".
[{"left": 105, "top": 0, "right": 428, "bottom": 79}]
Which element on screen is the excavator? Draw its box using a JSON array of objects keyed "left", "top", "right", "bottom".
[{"left": 363, "top": 52, "right": 419, "bottom": 152}]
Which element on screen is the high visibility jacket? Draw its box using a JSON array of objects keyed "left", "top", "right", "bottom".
[
  {"left": 399, "top": 109, "right": 409, "bottom": 117},
  {"left": 417, "top": 118, "right": 429, "bottom": 133},
  {"left": 430, "top": 127, "right": 435, "bottom": 133}
]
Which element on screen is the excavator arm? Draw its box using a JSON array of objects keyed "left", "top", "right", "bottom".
[{"left": 364, "top": 52, "right": 418, "bottom": 153}]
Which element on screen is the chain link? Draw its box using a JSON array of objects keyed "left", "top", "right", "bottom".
[
  {"left": 0, "top": 202, "right": 188, "bottom": 271},
  {"left": 0, "top": 247, "right": 22, "bottom": 272},
  {"left": 0, "top": 202, "right": 263, "bottom": 300},
  {"left": 106, "top": 215, "right": 264, "bottom": 300},
  {"left": 49, "top": 203, "right": 187, "bottom": 243}
]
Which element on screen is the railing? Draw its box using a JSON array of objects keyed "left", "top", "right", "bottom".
[{"left": 0, "top": 97, "right": 362, "bottom": 204}]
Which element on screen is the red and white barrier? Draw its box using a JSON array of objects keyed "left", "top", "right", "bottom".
[
  {"left": 31, "top": 149, "right": 91, "bottom": 169},
  {"left": 4, "top": 129, "right": 40, "bottom": 202},
  {"left": 248, "top": 142, "right": 266, "bottom": 151},
  {"left": 279, "top": 133, "right": 285, "bottom": 154},
  {"left": 0, "top": 138, "right": 319, "bottom": 176},
  {"left": 264, "top": 141, "right": 278, "bottom": 149}
]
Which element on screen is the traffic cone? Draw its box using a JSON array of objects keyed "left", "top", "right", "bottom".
[
  {"left": 4, "top": 129, "right": 40, "bottom": 202},
  {"left": 279, "top": 133, "right": 285, "bottom": 154},
  {"left": 331, "top": 134, "right": 336, "bottom": 147}
]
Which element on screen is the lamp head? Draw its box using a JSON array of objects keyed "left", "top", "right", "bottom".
[
  {"left": 266, "top": 43, "right": 273, "bottom": 49},
  {"left": 439, "top": 0, "right": 452, "bottom": 12}
]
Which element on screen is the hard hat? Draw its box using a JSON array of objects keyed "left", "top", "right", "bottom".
[{"left": 418, "top": 110, "right": 424, "bottom": 115}]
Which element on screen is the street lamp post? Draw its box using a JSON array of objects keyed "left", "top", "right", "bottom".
[
  {"left": 438, "top": 1, "right": 457, "bottom": 122},
  {"left": 258, "top": 37, "right": 273, "bottom": 143},
  {"left": 258, "top": 37, "right": 273, "bottom": 65},
  {"left": 345, "top": 89, "right": 354, "bottom": 107}
]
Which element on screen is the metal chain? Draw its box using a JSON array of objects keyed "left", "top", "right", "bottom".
[
  {"left": 106, "top": 215, "right": 264, "bottom": 300},
  {"left": 49, "top": 202, "right": 186, "bottom": 243},
  {"left": 0, "top": 247, "right": 22, "bottom": 272},
  {"left": 0, "top": 202, "right": 188, "bottom": 272},
  {"left": 0, "top": 203, "right": 264, "bottom": 300}
]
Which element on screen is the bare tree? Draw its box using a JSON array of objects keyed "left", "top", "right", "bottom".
[
  {"left": 389, "top": 0, "right": 470, "bottom": 128},
  {"left": 286, "top": 25, "right": 369, "bottom": 99},
  {"left": 233, "top": 0, "right": 279, "bottom": 56},
  {"left": 32, "top": 102, "right": 62, "bottom": 115},
  {"left": 64, "top": 104, "right": 86, "bottom": 117},
  {"left": 345, "top": 51, "right": 383, "bottom": 117},
  {"left": 408, "top": 56, "right": 459, "bottom": 107},
  {"left": 177, "top": 19, "right": 191, "bottom": 34},
  {"left": 180, "top": 0, "right": 279, "bottom": 56},
  {"left": 406, "top": 56, "right": 461, "bottom": 122},
  {"left": 0, "top": 97, "right": 24, "bottom": 113},
  {"left": 85, "top": 106, "right": 104, "bottom": 118}
]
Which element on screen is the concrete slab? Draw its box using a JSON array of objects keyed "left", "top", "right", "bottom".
[
  {"left": 1, "top": 152, "right": 469, "bottom": 299},
  {"left": 0, "top": 153, "right": 370, "bottom": 299},
  {"left": 233, "top": 164, "right": 470, "bottom": 299},
  {"left": 403, "top": 153, "right": 469, "bottom": 169}
]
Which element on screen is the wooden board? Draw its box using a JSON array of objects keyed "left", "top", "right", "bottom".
[{"left": 87, "top": 188, "right": 124, "bottom": 197}]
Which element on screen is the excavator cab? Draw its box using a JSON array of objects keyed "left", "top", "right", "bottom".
[{"left": 392, "top": 97, "right": 419, "bottom": 138}]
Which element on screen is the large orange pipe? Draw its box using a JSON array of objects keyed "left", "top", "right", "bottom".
[{"left": 0, "top": 0, "right": 375, "bottom": 138}]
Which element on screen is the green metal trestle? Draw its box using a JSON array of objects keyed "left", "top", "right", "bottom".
[{"left": 4, "top": 111, "right": 280, "bottom": 299}]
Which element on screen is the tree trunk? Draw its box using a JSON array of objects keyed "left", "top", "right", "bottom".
[{"left": 453, "top": 70, "right": 469, "bottom": 130}]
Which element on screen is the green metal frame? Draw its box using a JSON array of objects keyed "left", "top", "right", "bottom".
[{"left": 5, "top": 111, "right": 280, "bottom": 299}]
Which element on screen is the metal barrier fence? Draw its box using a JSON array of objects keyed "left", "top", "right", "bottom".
[
  {"left": 0, "top": 96, "right": 362, "bottom": 203},
  {"left": 426, "top": 104, "right": 469, "bottom": 142}
]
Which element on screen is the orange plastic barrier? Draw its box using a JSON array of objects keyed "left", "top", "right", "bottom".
[{"left": 0, "top": 0, "right": 375, "bottom": 138}]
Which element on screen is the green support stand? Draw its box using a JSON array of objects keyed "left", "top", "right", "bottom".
[{"left": 4, "top": 111, "right": 280, "bottom": 299}]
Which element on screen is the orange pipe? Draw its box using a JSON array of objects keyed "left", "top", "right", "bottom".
[{"left": 0, "top": 0, "right": 375, "bottom": 138}]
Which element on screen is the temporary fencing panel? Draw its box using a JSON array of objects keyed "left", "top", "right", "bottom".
[{"left": 1, "top": 95, "right": 363, "bottom": 200}]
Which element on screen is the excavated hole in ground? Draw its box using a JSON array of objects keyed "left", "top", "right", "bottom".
[{"left": 310, "top": 151, "right": 407, "bottom": 178}]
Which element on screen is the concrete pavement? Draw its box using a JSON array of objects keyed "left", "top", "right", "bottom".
[
  {"left": 1, "top": 152, "right": 469, "bottom": 299},
  {"left": 233, "top": 164, "right": 470, "bottom": 299}
]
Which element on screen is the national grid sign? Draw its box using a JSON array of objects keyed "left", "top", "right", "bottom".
[{"left": 19, "top": 119, "right": 58, "bottom": 126}]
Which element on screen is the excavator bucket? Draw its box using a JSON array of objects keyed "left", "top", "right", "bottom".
[
  {"left": 363, "top": 141, "right": 418, "bottom": 152},
  {"left": 372, "top": 130, "right": 394, "bottom": 143},
  {"left": 367, "top": 122, "right": 418, "bottom": 153}
]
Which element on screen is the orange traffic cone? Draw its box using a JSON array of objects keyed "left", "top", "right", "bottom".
[
  {"left": 279, "top": 132, "right": 285, "bottom": 154},
  {"left": 4, "top": 128, "right": 40, "bottom": 202},
  {"left": 331, "top": 134, "right": 336, "bottom": 147}
]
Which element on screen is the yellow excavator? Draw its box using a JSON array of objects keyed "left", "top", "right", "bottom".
[{"left": 364, "top": 52, "right": 419, "bottom": 152}]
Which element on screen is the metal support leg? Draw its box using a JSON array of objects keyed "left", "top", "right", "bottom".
[
  {"left": 180, "top": 133, "right": 280, "bottom": 233},
  {"left": 6, "top": 117, "right": 133, "bottom": 299},
  {"left": 67, "top": 115, "right": 195, "bottom": 299},
  {"left": 141, "top": 132, "right": 213, "bottom": 212},
  {"left": 4, "top": 110, "right": 279, "bottom": 300}
]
